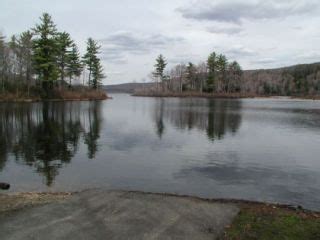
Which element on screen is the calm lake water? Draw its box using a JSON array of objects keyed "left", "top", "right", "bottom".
[{"left": 1, "top": 94, "right": 320, "bottom": 210}]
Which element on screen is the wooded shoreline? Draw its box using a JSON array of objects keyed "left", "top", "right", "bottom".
[
  {"left": 0, "top": 13, "right": 106, "bottom": 102},
  {"left": 133, "top": 91, "right": 320, "bottom": 100}
]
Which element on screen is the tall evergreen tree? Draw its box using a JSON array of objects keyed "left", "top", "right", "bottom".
[
  {"left": 32, "top": 13, "right": 59, "bottom": 96},
  {"left": 216, "top": 54, "right": 228, "bottom": 92},
  {"left": 153, "top": 54, "right": 167, "bottom": 80},
  {"left": 66, "top": 43, "right": 83, "bottom": 87},
  {"left": 153, "top": 54, "right": 167, "bottom": 91},
  {"left": 228, "top": 61, "right": 242, "bottom": 92},
  {"left": 186, "top": 62, "right": 197, "bottom": 90},
  {"left": 207, "top": 52, "right": 217, "bottom": 92},
  {"left": 92, "top": 59, "right": 105, "bottom": 89},
  {"left": 56, "top": 32, "right": 73, "bottom": 85},
  {"left": 83, "top": 38, "right": 100, "bottom": 87}
]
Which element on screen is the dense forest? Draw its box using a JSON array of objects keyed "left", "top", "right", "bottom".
[
  {"left": 138, "top": 54, "right": 320, "bottom": 97},
  {"left": 0, "top": 13, "right": 106, "bottom": 100}
]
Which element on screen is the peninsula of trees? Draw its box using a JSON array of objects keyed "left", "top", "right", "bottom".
[
  {"left": 154, "top": 53, "right": 242, "bottom": 94},
  {"left": 134, "top": 54, "right": 320, "bottom": 98},
  {"left": 0, "top": 13, "right": 107, "bottom": 101}
]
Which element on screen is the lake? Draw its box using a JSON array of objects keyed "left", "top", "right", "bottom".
[{"left": 1, "top": 94, "right": 320, "bottom": 210}]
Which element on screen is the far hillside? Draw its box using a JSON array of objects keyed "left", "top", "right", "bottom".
[{"left": 243, "top": 62, "right": 320, "bottom": 96}]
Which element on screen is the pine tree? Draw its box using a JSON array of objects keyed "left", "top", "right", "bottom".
[
  {"left": 92, "top": 59, "right": 105, "bottom": 89},
  {"left": 83, "top": 38, "right": 100, "bottom": 87},
  {"left": 153, "top": 54, "right": 167, "bottom": 80},
  {"left": 153, "top": 54, "right": 167, "bottom": 91},
  {"left": 207, "top": 52, "right": 217, "bottom": 92},
  {"left": 56, "top": 32, "right": 73, "bottom": 85},
  {"left": 216, "top": 54, "right": 228, "bottom": 92},
  {"left": 227, "top": 61, "right": 242, "bottom": 92},
  {"left": 186, "top": 62, "right": 197, "bottom": 90},
  {"left": 32, "top": 13, "right": 59, "bottom": 96},
  {"left": 66, "top": 43, "right": 83, "bottom": 87}
]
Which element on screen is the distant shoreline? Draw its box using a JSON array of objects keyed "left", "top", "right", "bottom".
[{"left": 132, "top": 92, "right": 320, "bottom": 100}]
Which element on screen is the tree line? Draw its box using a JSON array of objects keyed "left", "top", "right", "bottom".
[
  {"left": 0, "top": 13, "right": 105, "bottom": 98},
  {"left": 151, "top": 54, "right": 320, "bottom": 96},
  {"left": 151, "top": 53, "right": 243, "bottom": 94}
]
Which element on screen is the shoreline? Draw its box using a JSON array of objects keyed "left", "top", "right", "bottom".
[
  {"left": 0, "top": 97, "right": 112, "bottom": 104},
  {"left": 0, "top": 189, "right": 318, "bottom": 214},
  {"left": 132, "top": 92, "right": 320, "bottom": 100},
  {"left": 0, "top": 89, "right": 110, "bottom": 103},
  {"left": 1, "top": 189, "right": 319, "bottom": 240},
  {"left": 0, "top": 96, "right": 111, "bottom": 103}
]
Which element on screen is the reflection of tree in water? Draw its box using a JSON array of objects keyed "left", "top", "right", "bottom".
[
  {"left": 84, "top": 101, "right": 102, "bottom": 159},
  {"left": 153, "top": 99, "right": 165, "bottom": 139},
  {"left": 152, "top": 98, "right": 242, "bottom": 141},
  {"left": 206, "top": 100, "right": 242, "bottom": 141},
  {"left": 0, "top": 101, "right": 102, "bottom": 186}
]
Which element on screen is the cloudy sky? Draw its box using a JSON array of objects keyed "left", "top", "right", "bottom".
[{"left": 1, "top": 0, "right": 320, "bottom": 84}]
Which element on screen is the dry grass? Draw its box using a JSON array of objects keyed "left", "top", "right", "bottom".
[
  {"left": 53, "top": 89, "right": 109, "bottom": 100},
  {"left": 0, "top": 88, "right": 109, "bottom": 102},
  {"left": 0, "top": 192, "right": 72, "bottom": 213},
  {"left": 0, "top": 93, "right": 40, "bottom": 102}
]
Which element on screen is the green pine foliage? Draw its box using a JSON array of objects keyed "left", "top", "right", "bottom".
[
  {"left": 56, "top": 31, "right": 73, "bottom": 83},
  {"left": 0, "top": 12, "right": 106, "bottom": 99},
  {"left": 153, "top": 54, "right": 167, "bottom": 82},
  {"left": 32, "top": 13, "right": 59, "bottom": 95},
  {"left": 207, "top": 52, "right": 217, "bottom": 92},
  {"left": 66, "top": 43, "right": 83, "bottom": 87},
  {"left": 92, "top": 59, "right": 105, "bottom": 89},
  {"left": 83, "top": 38, "right": 102, "bottom": 87}
]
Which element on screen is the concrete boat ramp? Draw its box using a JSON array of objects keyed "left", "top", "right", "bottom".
[{"left": 0, "top": 190, "right": 239, "bottom": 240}]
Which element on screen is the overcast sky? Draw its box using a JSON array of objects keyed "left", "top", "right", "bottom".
[{"left": 1, "top": 0, "right": 320, "bottom": 84}]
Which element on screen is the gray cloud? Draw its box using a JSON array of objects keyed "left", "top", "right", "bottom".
[
  {"left": 206, "top": 25, "right": 243, "bottom": 35},
  {"left": 169, "top": 54, "right": 202, "bottom": 64},
  {"left": 177, "top": 0, "right": 318, "bottom": 24},
  {"left": 298, "top": 52, "right": 320, "bottom": 62},
  {"left": 224, "top": 45, "right": 257, "bottom": 58},
  {"left": 100, "top": 50, "right": 129, "bottom": 64},
  {"left": 251, "top": 58, "right": 277, "bottom": 64},
  {"left": 99, "top": 31, "right": 185, "bottom": 64}
]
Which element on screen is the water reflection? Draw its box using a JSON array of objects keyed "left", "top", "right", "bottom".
[
  {"left": 84, "top": 101, "right": 102, "bottom": 159},
  {"left": 0, "top": 101, "right": 102, "bottom": 186},
  {"left": 1, "top": 95, "right": 320, "bottom": 210},
  {"left": 153, "top": 99, "right": 165, "bottom": 139},
  {"left": 152, "top": 98, "right": 242, "bottom": 141}
]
